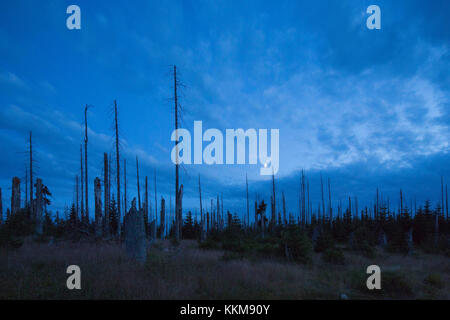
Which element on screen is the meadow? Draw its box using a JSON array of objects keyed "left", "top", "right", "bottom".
[{"left": 0, "top": 239, "right": 448, "bottom": 300}]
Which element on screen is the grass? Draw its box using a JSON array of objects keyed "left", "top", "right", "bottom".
[{"left": 0, "top": 239, "right": 448, "bottom": 299}]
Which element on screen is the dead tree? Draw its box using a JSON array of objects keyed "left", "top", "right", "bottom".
[
  {"left": 175, "top": 184, "right": 183, "bottom": 241},
  {"left": 136, "top": 156, "right": 141, "bottom": 210},
  {"left": 0, "top": 188, "right": 2, "bottom": 223},
  {"left": 271, "top": 171, "right": 276, "bottom": 225},
  {"left": 246, "top": 174, "right": 249, "bottom": 227},
  {"left": 35, "top": 178, "right": 43, "bottom": 235},
  {"left": 80, "top": 145, "right": 84, "bottom": 221},
  {"left": 25, "top": 167, "right": 28, "bottom": 207},
  {"left": 198, "top": 174, "right": 203, "bottom": 233},
  {"left": 84, "top": 105, "right": 89, "bottom": 223},
  {"left": 144, "top": 176, "right": 148, "bottom": 232},
  {"left": 75, "top": 175, "right": 79, "bottom": 218},
  {"left": 29, "top": 131, "right": 33, "bottom": 217},
  {"left": 320, "top": 173, "right": 325, "bottom": 223},
  {"left": 328, "top": 178, "right": 332, "bottom": 222},
  {"left": 446, "top": 184, "right": 448, "bottom": 220},
  {"left": 11, "top": 177, "right": 20, "bottom": 215},
  {"left": 123, "top": 158, "right": 127, "bottom": 214},
  {"left": 94, "top": 177, "right": 102, "bottom": 237},
  {"left": 154, "top": 169, "right": 157, "bottom": 236},
  {"left": 282, "top": 191, "right": 286, "bottom": 225},
  {"left": 103, "top": 153, "right": 109, "bottom": 235},
  {"left": 173, "top": 65, "right": 182, "bottom": 241},
  {"left": 160, "top": 197, "right": 165, "bottom": 239},
  {"left": 114, "top": 100, "right": 121, "bottom": 237}
]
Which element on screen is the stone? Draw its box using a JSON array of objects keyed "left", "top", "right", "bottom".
[{"left": 124, "top": 198, "right": 147, "bottom": 263}]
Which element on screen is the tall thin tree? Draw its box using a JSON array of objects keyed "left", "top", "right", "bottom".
[
  {"left": 84, "top": 105, "right": 89, "bottom": 222},
  {"left": 136, "top": 156, "right": 141, "bottom": 210},
  {"left": 114, "top": 100, "right": 121, "bottom": 237},
  {"left": 29, "top": 131, "right": 33, "bottom": 217},
  {"left": 246, "top": 173, "right": 249, "bottom": 227}
]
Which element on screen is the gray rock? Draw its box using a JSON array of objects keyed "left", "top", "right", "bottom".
[{"left": 124, "top": 198, "right": 147, "bottom": 263}]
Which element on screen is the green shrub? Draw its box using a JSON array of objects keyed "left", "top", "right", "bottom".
[
  {"left": 198, "top": 238, "right": 220, "bottom": 250},
  {"left": 382, "top": 271, "right": 413, "bottom": 297},
  {"left": 424, "top": 273, "right": 444, "bottom": 289},
  {"left": 322, "top": 247, "right": 346, "bottom": 265},
  {"left": 314, "top": 231, "right": 334, "bottom": 253},
  {"left": 281, "top": 226, "right": 313, "bottom": 264}
]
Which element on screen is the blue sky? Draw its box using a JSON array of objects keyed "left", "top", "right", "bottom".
[{"left": 0, "top": 0, "right": 449, "bottom": 220}]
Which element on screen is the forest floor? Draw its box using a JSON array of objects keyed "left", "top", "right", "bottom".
[{"left": 0, "top": 239, "right": 448, "bottom": 299}]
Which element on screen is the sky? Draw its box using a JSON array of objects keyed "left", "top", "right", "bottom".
[{"left": 0, "top": 0, "right": 449, "bottom": 221}]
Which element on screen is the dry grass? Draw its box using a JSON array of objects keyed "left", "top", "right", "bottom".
[{"left": 0, "top": 239, "right": 448, "bottom": 299}]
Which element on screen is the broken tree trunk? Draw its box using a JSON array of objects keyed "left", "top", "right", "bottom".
[
  {"left": 136, "top": 156, "right": 141, "bottom": 211},
  {"left": 0, "top": 187, "right": 2, "bottom": 223},
  {"left": 11, "top": 177, "right": 21, "bottom": 215},
  {"left": 160, "top": 197, "right": 165, "bottom": 240},
  {"left": 35, "top": 178, "right": 43, "bottom": 235},
  {"left": 124, "top": 198, "right": 147, "bottom": 263},
  {"left": 94, "top": 177, "right": 102, "bottom": 237},
  {"left": 84, "top": 105, "right": 89, "bottom": 223},
  {"left": 29, "top": 131, "right": 33, "bottom": 218},
  {"left": 103, "top": 153, "right": 109, "bottom": 236},
  {"left": 80, "top": 144, "right": 84, "bottom": 222},
  {"left": 114, "top": 100, "right": 121, "bottom": 238},
  {"left": 145, "top": 176, "right": 148, "bottom": 236},
  {"left": 246, "top": 174, "right": 249, "bottom": 227},
  {"left": 175, "top": 184, "right": 183, "bottom": 242}
]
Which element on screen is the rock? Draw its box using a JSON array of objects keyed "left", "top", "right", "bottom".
[{"left": 124, "top": 198, "right": 147, "bottom": 263}]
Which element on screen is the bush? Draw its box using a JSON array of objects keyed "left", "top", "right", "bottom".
[
  {"left": 314, "top": 231, "right": 334, "bottom": 253},
  {"left": 322, "top": 247, "right": 346, "bottom": 265},
  {"left": 382, "top": 271, "right": 413, "bottom": 297},
  {"left": 198, "top": 238, "right": 220, "bottom": 250},
  {"left": 424, "top": 273, "right": 444, "bottom": 289},
  {"left": 281, "top": 226, "right": 313, "bottom": 264}
]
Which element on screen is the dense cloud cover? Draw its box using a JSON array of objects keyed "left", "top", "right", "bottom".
[{"left": 0, "top": 0, "right": 448, "bottom": 219}]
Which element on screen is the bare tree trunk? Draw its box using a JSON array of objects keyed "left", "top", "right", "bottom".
[
  {"left": 176, "top": 184, "right": 183, "bottom": 240},
  {"left": 35, "top": 179, "right": 43, "bottom": 235},
  {"left": 114, "top": 100, "right": 121, "bottom": 237},
  {"left": 104, "top": 153, "right": 109, "bottom": 235},
  {"left": 160, "top": 197, "right": 165, "bottom": 240},
  {"left": 320, "top": 173, "right": 325, "bottom": 223},
  {"left": 271, "top": 171, "right": 276, "bottom": 225},
  {"left": 198, "top": 174, "right": 202, "bottom": 220},
  {"left": 136, "top": 156, "right": 141, "bottom": 210},
  {"left": 84, "top": 105, "right": 89, "bottom": 223},
  {"left": 80, "top": 145, "right": 84, "bottom": 221},
  {"left": 29, "top": 131, "right": 33, "bottom": 218},
  {"left": 446, "top": 184, "right": 448, "bottom": 221},
  {"left": 154, "top": 169, "right": 157, "bottom": 236},
  {"left": 75, "top": 175, "right": 79, "bottom": 220},
  {"left": 328, "top": 178, "right": 332, "bottom": 222},
  {"left": 25, "top": 167, "right": 28, "bottom": 208},
  {"left": 282, "top": 191, "right": 286, "bottom": 225},
  {"left": 173, "top": 65, "right": 181, "bottom": 242},
  {"left": 246, "top": 174, "right": 249, "bottom": 227},
  {"left": 94, "top": 177, "right": 102, "bottom": 237},
  {"left": 0, "top": 188, "right": 2, "bottom": 223},
  {"left": 145, "top": 176, "right": 148, "bottom": 235},
  {"left": 11, "top": 177, "right": 20, "bottom": 215},
  {"left": 123, "top": 158, "right": 127, "bottom": 214}
]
